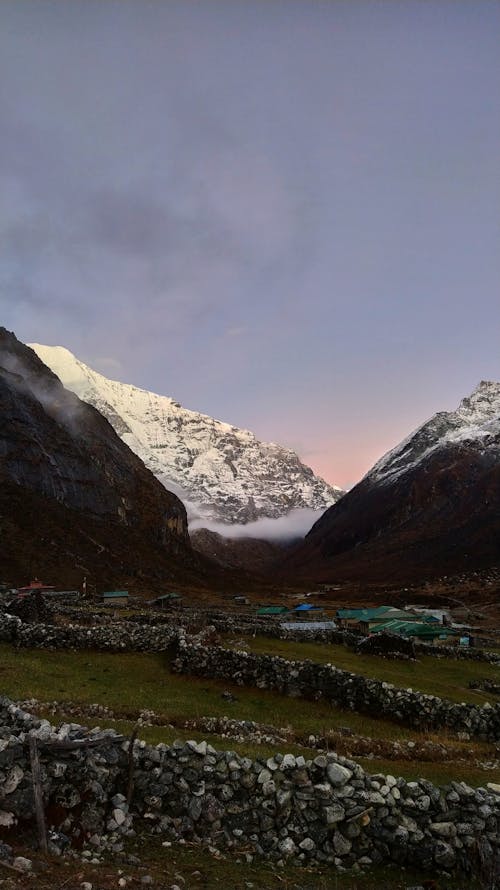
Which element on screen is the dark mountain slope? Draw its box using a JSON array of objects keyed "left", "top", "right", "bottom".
[
  {"left": 284, "top": 382, "right": 500, "bottom": 583},
  {"left": 0, "top": 327, "right": 205, "bottom": 590}
]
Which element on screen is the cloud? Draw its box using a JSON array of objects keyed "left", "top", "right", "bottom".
[{"left": 189, "top": 507, "right": 324, "bottom": 542}]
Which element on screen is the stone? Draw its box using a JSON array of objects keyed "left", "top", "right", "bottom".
[
  {"left": 430, "top": 821, "right": 457, "bottom": 838},
  {"left": 3, "top": 765, "right": 23, "bottom": 794},
  {"left": 188, "top": 797, "right": 202, "bottom": 821},
  {"left": 12, "top": 857, "right": 32, "bottom": 872},
  {"left": 324, "top": 804, "right": 345, "bottom": 825},
  {"left": 113, "top": 808, "right": 127, "bottom": 826},
  {"left": 281, "top": 754, "right": 296, "bottom": 769},
  {"left": 332, "top": 832, "right": 352, "bottom": 856},
  {"left": 434, "top": 840, "right": 456, "bottom": 868},
  {"left": 486, "top": 783, "right": 500, "bottom": 794},
  {"left": 326, "top": 763, "right": 352, "bottom": 787}
]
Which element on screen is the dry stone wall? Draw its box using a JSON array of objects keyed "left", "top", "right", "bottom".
[
  {"left": 0, "top": 697, "right": 499, "bottom": 876},
  {"left": 173, "top": 642, "right": 500, "bottom": 742},
  {"left": 0, "top": 612, "right": 177, "bottom": 651}
]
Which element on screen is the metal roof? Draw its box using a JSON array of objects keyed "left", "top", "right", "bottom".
[
  {"left": 337, "top": 606, "right": 393, "bottom": 620},
  {"left": 280, "top": 621, "right": 337, "bottom": 631},
  {"left": 369, "top": 619, "right": 452, "bottom": 638},
  {"left": 293, "top": 603, "right": 323, "bottom": 612},
  {"left": 257, "top": 606, "right": 289, "bottom": 615},
  {"left": 101, "top": 590, "right": 129, "bottom": 598}
]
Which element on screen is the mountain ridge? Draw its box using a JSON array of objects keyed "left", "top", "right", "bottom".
[
  {"left": 30, "top": 343, "right": 343, "bottom": 525},
  {"left": 284, "top": 380, "right": 500, "bottom": 583}
]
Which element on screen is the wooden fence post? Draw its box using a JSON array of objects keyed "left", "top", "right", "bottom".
[{"left": 29, "top": 734, "right": 48, "bottom": 854}]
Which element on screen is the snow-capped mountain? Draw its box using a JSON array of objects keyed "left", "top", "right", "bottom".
[
  {"left": 29, "top": 343, "right": 343, "bottom": 525},
  {"left": 286, "top": 381, "right": 500, "bottom": 582},
  {"left": 369, "top": 381, "right": 500, "bottom": 485}
]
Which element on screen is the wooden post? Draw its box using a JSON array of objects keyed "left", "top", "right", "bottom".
[{"left": 29, "top": 734, "right": 48, "bottom": 854}]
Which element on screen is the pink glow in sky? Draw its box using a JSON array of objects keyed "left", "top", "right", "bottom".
[{"left": 2, "top": 1, "right": 499, "bottom": 491}]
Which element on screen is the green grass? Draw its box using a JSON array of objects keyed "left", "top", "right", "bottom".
[
  {"left": 228, "top": 635, "right": 500, "bottom": 705},
  {"left": 1, "top": 643, "right": 499, "bottom": 787},
  {"left": 0, "top": 643, "right": 475, "bottom": 743}
]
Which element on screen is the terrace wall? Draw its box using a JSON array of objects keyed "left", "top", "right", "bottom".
[
  {"left": 0, "top": 697, "right": 498, "bottom": 876},
  {"left": 173, "top": 641, "right": 500, "bottom": 742}
]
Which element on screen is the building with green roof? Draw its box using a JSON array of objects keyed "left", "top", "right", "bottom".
[
  {"left": 369, "top": 618, "right": 454, "bottom": 642},
  {"left": 256, "top": 605, "right": 289, "bottom": 616}
]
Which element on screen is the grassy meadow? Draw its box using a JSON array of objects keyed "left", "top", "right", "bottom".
[
  {"left": 225, "top": 634, "right": 500, "bottom": 705},
  {"left": 1, "top": 642, "right": 498, "bottom": 787}
]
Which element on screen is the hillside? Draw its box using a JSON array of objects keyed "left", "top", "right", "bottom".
[
  {"left": 0, "top": 328, "right": 205, "bottom": 591},
  {"left": 285, "top": 381, "right": 500, "bottom": 583}
]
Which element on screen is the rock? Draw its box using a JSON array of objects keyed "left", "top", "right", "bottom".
[
  {"left": 113, "top": 808, "right": 127, "bottom": 826},
  {"left": 430, "top": 821, "right": 457, "bottom": 838},
  {"left": 332, "top": 832, "right": 352, "bottom": 856},
  {"left": 12, "top": 857, "right": 32, "bottom": 872},
  {"left": 281, "top": 753, "right": 296, "bottom": 769},
  {"left": 3, "top": 765, "right": 23, "bottom": 794},
  {"left": 278, "top": 837, "right": 296, "bottom": 857},
  {"left": 434, "top": 840, "right": 456, "bottom": 867},
  {"left": 326, "top": 763, "right": 352, "bottom": 787},
  {"left": 487, "top": 782, "right": 500, "bottom": 794},
  {"left": 324, "top": 804, "right": 345, "bottom": 825}
]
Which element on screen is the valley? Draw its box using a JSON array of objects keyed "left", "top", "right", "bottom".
[{"left": 1, "top": 328, "right": 500, "bottom": 889}]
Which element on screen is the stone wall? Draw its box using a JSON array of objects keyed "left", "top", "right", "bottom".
[
  {"left": 3, "top": 599, "right": 499, "bottom": 664},
  {"left": 0, "top": 697, "right": 498, "bottom": 875},
  {"left": 173, "top": 642, "right": 500, "bottom": 741},
  {"left": 0, "top": 612, "right": 177, "bottom": 652}
]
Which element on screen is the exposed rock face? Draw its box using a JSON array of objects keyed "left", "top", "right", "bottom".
[
  {"left": 29, "top": 343, "right": 343, "bottom": 524},
  {"left": 287, "top": 382, "right": 500, "bottom": 582},
  {"left": 0, "top": 328, "right": 200, "bottom": 588}
]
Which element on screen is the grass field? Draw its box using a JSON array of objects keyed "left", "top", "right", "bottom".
[
  {"left": 1, "top": 643, "right": 498, "bottom": 787},
  {"left": 226, "top": 635, "right": 500, "bottom": 705}
]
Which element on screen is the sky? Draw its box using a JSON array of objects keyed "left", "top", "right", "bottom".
[{"left": 1, "top": 1, "right": 499, "bottom": 489}]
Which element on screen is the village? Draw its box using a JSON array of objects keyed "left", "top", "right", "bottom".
[{"left": 2, "top": 577, "right": 493, "bottom": 650}]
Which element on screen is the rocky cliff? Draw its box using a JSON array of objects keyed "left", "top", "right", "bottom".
[{"left": 0, "top": 328, "right": 202, "bottom": 589}]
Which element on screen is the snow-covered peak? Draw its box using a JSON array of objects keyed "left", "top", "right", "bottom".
[
  {"left": 456, "top": 380, "right": 500, "bottom": 423},
  {"left": 29, "top": 343, "right": 343, "bottom": 524},
  {"left": 368, "top": 380, "right": 500, "bottom": 485}
]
